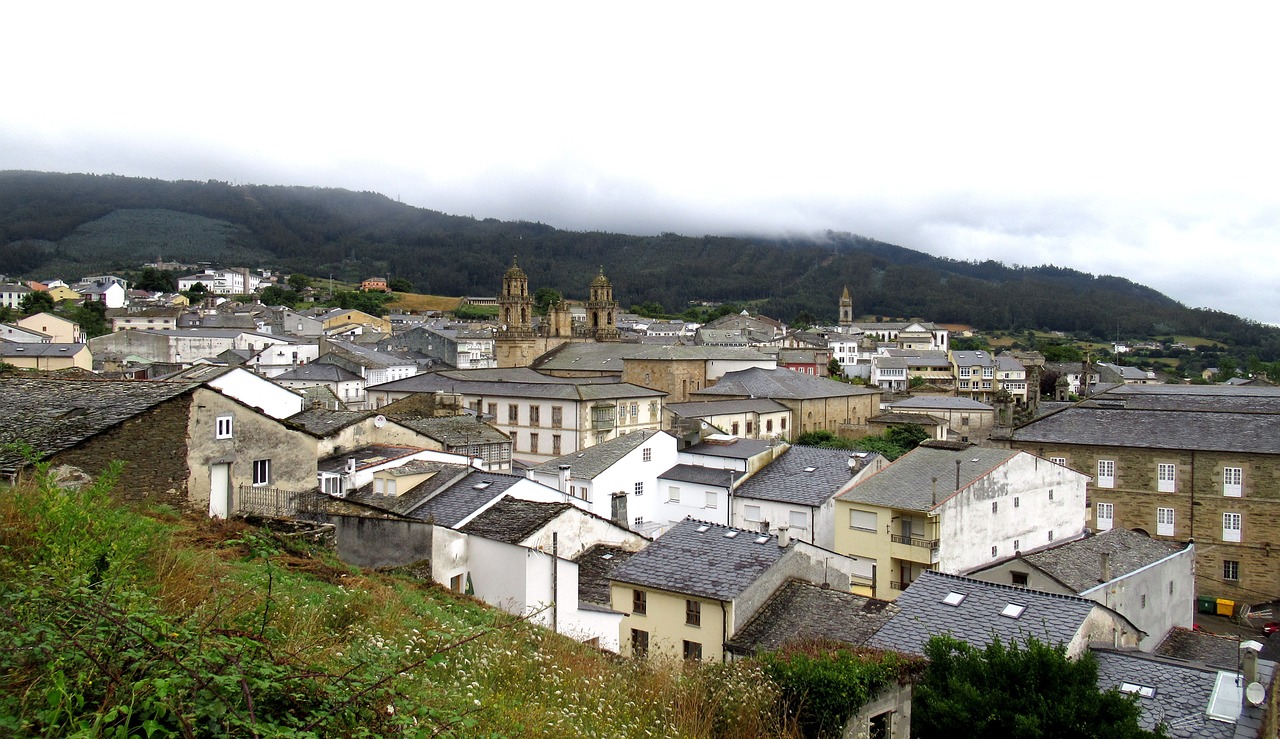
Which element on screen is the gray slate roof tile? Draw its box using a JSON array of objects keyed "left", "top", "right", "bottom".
[
  {"left": 734, "top": 446, "right": 873, "bottom": 507},
  {"left": 530, "top": 429, "right": 663, "bottom": 479},
  {"left": 609, "top": 518, "right": 789, "bottom": 601},
  {"left": 693, "top": 367, "right": 879, "bottom": 401},
  {"left": 1019, "top": 528, "right": 1185, "bottom": 593},
  {"left": 838, "top": 446, "right": 1020, "bottom": 511},
  {"left": 726, "top": 580, "right": 899, "bottom": 654},
  {"left": 460, "top": 497, "right": 574, "bottom": 544}
]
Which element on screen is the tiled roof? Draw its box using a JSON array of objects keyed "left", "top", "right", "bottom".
[
  {"left": 460, "top": 497, "right": 574, "bottom": 544},
  {"left": 838, "top": 446, "right": 1020, "bottom": 512},
  {"left": 683, "top": 437, "right": 776, "bottom": 460},
  {"left": 1153, "top": 628, "right": 1242, "bottom": 670},
  {"left": 869, "top": 412, "right": 945, "bottom": 426},
  {"left": 287, "top": 408, "right": 375, "bottom": 436},
  {"left": 658, "top": 464, "right": 742, "bottom": 487},
  {"left": 316, "top": 445, "right": 425, "bottom": 474},
  {"left": 391, "top": 415, "right": 509, "bottom": 446},
  {"left": 575, "top": 544, "right": 636, "bottom": 607},
  {"left": 0, "top": 343, "right": 89, "bottom": 358},
  {"left": 1011, "top": 406, "right": 1280, "bottom": 454},
  {"left": 1092, "top": 647, "right": 1271, "bottom": 738},
  {"left": 0, "top": 376, "right": 198, "bottom": 471},
  {"left": 530, "top": 429, "right": 664, "bottom": 480},
  {"left": 951, "top": 351, "right": 995, "bottom": 367},
  {"left": 370, "top": 369, "right": 662, "bottom": 401},
  {"left": 341, "top": 462, "right": 474, "bottom": 517},
  {"left": 324, "top": 339, "right": 413, "bottom": 369},
  {"left": 726, "top": 580, "right": 898, "bottom": 655},
  {"left": 694, "top": 367, "right": 879, "bottom": 400},
  {"left": 608, "top": 518, "right": 789, "bottom": 601},
  {"left": 274, "top": 364, "right": 363, "bottom": 382},
  {"left": 868, "top": 570, "right": 1099, "bottom": 656},
  {"left": 1018, "top": 528, "right": 1185, "bottom": 593},
  {"left": 1090, "top": 383, "right": 1280, "bottom": 413},
  {"left": 403, "top": 471, "right": 525, "bottom": 527},
  {"left": 733, "top": 446, "right": 868, "bottom": 507},
  {"left": 665, "top": 398, "right": 790, "bottom": 417},
  {"left": 887, "top": 396, "right": 994, "bottom": 411}
]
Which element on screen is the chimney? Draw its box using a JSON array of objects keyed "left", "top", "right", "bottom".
[
  {"left": 557, "top": 464, "right": 571, "bottom": 493},
  {"left": 346, "top": 458, "right": 357, "bottom": 475},
  {"left": 777, "top": 526, "right": 791, "bottom": 548},
  {"left": 1243, "top": 643, "right": 1260, "bottom": 685},
  {"left": 1100, "top": 552, "right": 1112, "bottom": 582}
]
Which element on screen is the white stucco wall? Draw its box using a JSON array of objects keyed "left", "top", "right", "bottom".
[
  {"left": 1079, "top": 545, "right": 1196, "bottom": 651},
  {"left": 206, "top": 368, "right": 304, "bottom": 419}
]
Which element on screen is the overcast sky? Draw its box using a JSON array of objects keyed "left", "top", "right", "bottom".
[{"left": 4, "top": 3, "right": 1278, "bottom": 324}]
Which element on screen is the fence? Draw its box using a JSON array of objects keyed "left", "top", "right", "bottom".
[{"left": 235, "top": 485, "right": 325, "bottom": 519}]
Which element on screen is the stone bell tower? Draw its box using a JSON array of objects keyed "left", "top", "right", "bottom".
[
  {"left": 495, "top": 256, "right": 538, "bottom": 367},
  {"left": 839, "top": 286, "right": 854, "bottom": 328},
  {"left": 586, "top": 267, "right": 621, "bottom": 342}
]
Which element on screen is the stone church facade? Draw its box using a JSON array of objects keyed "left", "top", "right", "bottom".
[{"left": 495, "top": 259, "right": 621, "bottom": 368}]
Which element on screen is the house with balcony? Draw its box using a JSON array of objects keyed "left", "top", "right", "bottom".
[
  {"left": 834, "top": 443, "right": 1090, "bottom": 599},
  {"left": 663, "top": 398, "right": 792, "bottom": 441},
  {"left": 994, "top": 353, "right": 1029, "bottom": 406},
  {"left": 950, "top": 350, "right": 996, "bottom": 403}
]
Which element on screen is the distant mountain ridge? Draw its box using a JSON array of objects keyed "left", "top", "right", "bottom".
[{"left": 2, "top": 170, "right": 1277, "bottom": 358}]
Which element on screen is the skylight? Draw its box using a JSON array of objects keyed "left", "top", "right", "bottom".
[
  {"left": 1000, "top": 603, "right": 1026, "bottom": 619},
  {"left": 942, "top": 592, "right": 966, "bottom": 606},
  {"left": 1207, "top": 671, "right": 1244, "bottom": 722},
  {"left": 755, "top": 536, "right": 770, "bottom": 544},
  {"left": 803, "top": 466, "right": 817, "bottom": 473},
  {"left": 1119, "top": 683, "right": 1156, "bottom": 698},
  {"left": 696, "top": 525, "right": 711, "bottom": 533},
  {"left": 723, "top": 531, "right": 739, "bottom": 539},
  {"left": 473, "top": 481, "right": 492, "bottom": 490}
]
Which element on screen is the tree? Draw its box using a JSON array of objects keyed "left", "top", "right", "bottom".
[
  {"left": 827, "top": 358, "right": 843, "bottom": 378},
  {"left": 534, "top": 287, "right": 563, "bottom": 315},
  {"left": 133, "top": 267, "right": 176, "bottom": 292},
  {"left": 388, "top": 277, "right": 414, "bottom": 293},
  {"left": 913, "top": 635, "right": 1163, "bottom": 739},
  {"left": 259, "top": 285, "right": 300, "bottom": 308},
  {"left": 1216, "top": 355, "right": 1238, "bottom": 381},
  {"left": 18, "top": 290, "right": 55, "bottom": 315},
  {"left": 884, "top": 424, "right": 928, "bottom": 451},
  {"left": 69, "top": 300, "right": 108, "bottom": 338},
  {"left": 286, "top": 273, "right": 313, "bottom": 291}
]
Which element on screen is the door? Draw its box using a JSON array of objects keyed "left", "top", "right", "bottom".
[{"left": 209, "top": 463, "right": 231, "bottom": 518}]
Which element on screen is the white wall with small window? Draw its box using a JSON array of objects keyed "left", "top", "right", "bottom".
[
  {"left": 654, "top": 473, "right": 731, "bottom": 530},
  {"left": 215, "top": 415, "right": 234, "bottom": 439},
  {"left": 732, "top": 490, "right": 835, "bottom": 547}
]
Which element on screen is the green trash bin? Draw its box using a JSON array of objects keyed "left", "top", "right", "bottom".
[{"left": 1196, "top": 596, "right": 1216, "bottom": 614}]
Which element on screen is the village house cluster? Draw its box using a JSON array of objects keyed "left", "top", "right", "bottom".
[{"left": 2, "top": 259, "right": 1278, "bottom": 737}]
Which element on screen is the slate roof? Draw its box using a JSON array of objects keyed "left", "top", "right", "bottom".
[
  {"left": 370, "top": 369, "right": 662, "bottom": 401},
  {"left": 694, "top": 367, "right": 879, "bottom": 400},
  {"left": 1017, "top": 528, "right": 1186, "bottom": 593},
  {"left": 733, "top": 446, "right": 868, "bottom": 507},
  {"left": 287, "top": 408, "right": 376, "bottom": 436},
  {"left": 725, "top": 580, "right": 899, "bottom": 655},
  {"left": 1011, "top": 406, "right": 1280, "bottom": 454},
  {"left": 1092, "top": 647, "right": 1272, "bottom": 738},
  {"left": 658, "top": 464, "right": 743, "bottom": 487},
  {"left": 1154, "top": 628, "right": 1243, "bottom": 670},
  {"left": 316, "top": 445, "right": 426, "bottom": 474},
  {"left": 1091, "top": 383, "right": 1280, "bottom": 413},
  {"left": 869, "top": 412, "right": 945, "bottom": 427},
  {"left": 575, "top": 544, "right": 636, "bottom": 607},
  {"left": 460, "top": 498, "right": 574, "bottom": 544},
  {"left": 324, "top": 339, "right": 414, "bottom": 369},
  {"left": 274, "top": 363, "right": 363, "bottom": 382},
  {"left": 887, "top": 396, "right": 994, "bottom": 411},
  {"left": 838, "top": 446, "right": 1021, "bottom": 512},
  {"left": 533, "top": 342, "right": 772, "bottom": 371},
  {"left": 951, "top": 351, "right": 995, "bottom": 367},
  {"left": 683, "top": 437, "right": 776, "bottom": 460},
  {"left": 0, "top": 376, "right": 199, "bottom": 472},
  {"left": 341, "top": 462, "right": 474, "bottom": 517},
  {"left": 0, "top": 343, "right": 89, "bottom": 358},
  {"left": 392, "top": 415, "right": 510, "bottom": 446},
  {"left": 403, "top": 472, "right": 526, "bottom": 527},
  {"left": 868, "top": 570, "right": 1101, "bottom": 656},
  {"left": 609, "top": 518, "right": 791, "bottom": 601},
  {"left": 665, "top": 398, "right": 790, "bottom": 417},
  {"left": 530, "top": 429, "right": 664, "bottom": 479}
]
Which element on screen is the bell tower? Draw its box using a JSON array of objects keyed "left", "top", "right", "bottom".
[
  {"left": 839, "top": 286, "right": 854, "bottom": 328},
  {"left": 498, "top": 256, "right": 534, "bottom": 333},
  {"left": 587, "top": 267, "right": 620, "bottom": 342}
]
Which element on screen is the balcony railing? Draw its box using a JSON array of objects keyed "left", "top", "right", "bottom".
[{"left": 890, "top": 534, "right": 938, "bottom": 549}]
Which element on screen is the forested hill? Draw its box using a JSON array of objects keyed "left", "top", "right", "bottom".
[{"left": 2, "top": 170, "right": 1278, "bottom": 357}]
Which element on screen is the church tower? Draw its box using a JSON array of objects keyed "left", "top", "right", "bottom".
[
  {"left": 839, "top": 286, "right": 854, "bottom": 328},
  {"left": 498, "top": 257, "right": 534, "bottom": 334},
  {"left": 587, "top": 267, "right": 621, "bottom": 342}
]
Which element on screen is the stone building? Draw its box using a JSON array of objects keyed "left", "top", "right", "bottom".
[{"left": 493, "top": 259, "right": 622, "bottom": 368}]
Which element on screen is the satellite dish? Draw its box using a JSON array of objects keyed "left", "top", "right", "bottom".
[
  {"left": 1246, "top": 681, "right": 1266, "bottom": 707},
  {"left": 374, "top": 415, "right": 387, "bottom": 428}
]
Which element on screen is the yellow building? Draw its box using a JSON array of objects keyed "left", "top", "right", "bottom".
[
  {"left": 317, "top": 308, "right": 392, "bottom": 335},
  {"left": 46, "top": 286, "right": 82, "bottom": 302},
  {"left": 15, "top": 312, "right": 82, "bottom": 344},
  {"left": 0, "top": 343, "right": 93, "bottom": 371}
]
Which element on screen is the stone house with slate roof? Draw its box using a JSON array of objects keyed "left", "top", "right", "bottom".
[
  {"left": 836, "top": 444, "right": 1090, "bottom": 600},
  {"left": 882, "top": 396, "right": 997, "bottom": 444},
  {"left": 366, "top": 367, "right": 666, "bottom": 463},
  {"left": 690, "top": 366, "right": 880, "bottom": 438},
  {"left": 461, "top": 497, "right": 645, "bottom": 651},
  {"left": 391, "top": 415, "right": 513, "bottom": 472},
  {"left": 950, "top": 349, "right": 997, "bottom": 403},
  {"left": 1008, "top": 383, "right": 1280, "bottom": 604},
  {"left": 663, "top": 398, "right": 792, "bottom": 441},
  {"left": 0, "top": 342, "right": 93, "bottom": 371},
  {"left": 867, "top": 570, "right": 1141, "bottom": 658},
  {"left": 526, "top": 429, "right": 677, "bottom": 535},
  {"left": 609, "top": 517, "right": 865, "bottom": 662},
  {"left": 1091, "top": 645, "right": 1274, "bottom": 738},
  {"left": 968, "top": 527, "right": 1195, "bottom": 650},
  {"left": 0, "top": 376, "right": 317, "bottom": 518},
  {"left": 274, "top": 363, "right": 366, "bottom": 408},
  {"left": 730, "top": 445, "right": 888, "bottom": 551}
]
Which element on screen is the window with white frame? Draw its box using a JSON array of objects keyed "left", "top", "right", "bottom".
[
  {"left": 1097, "top": 460, "right": 1115, "bottom": 488},
  {"left": 1096, "top": 502, "right": 1114, "bottom": 531},
  {"left": 705, "top": 491, "right": 717, "bottom": 509},
  {"left": 1223, "top": 560, "right": 1240, "bottom": 581},
  {"left": 744, "top": 504, "right": 761, "bottom": 522},
  {"left": 850, "top": 510, "right": 877, "bottom": 532},
  {"left": 1157, "top": 463, "right": 1176, "bottom": 493},
  {"left": 1049, "top": 456, "right": 1067, "bottom": 466},
  {"left": 643, "top": 448, "right": 652, "bottom": 462},
  {"left": 252, "top": 459, "right": 271, "bottom": 486},
  {"left": 1223, "top": 512, "right": 1242, "bottom": 543},
  {"left": 789, "top": 510, "right": 807, "bottom": 529},
  {"left": 1224, "top": 467, "right": 1243, "bottom": 497},
  {"left": 633, "top": 481, "right": 644, "bottom": 496},
  {"left": 215, "top": 415, "right": 234, "bottom": 439},
  {"left": 1157, "top": 507, "right": 1175, "bottom": 536},
  {"left": 667, "top": 485, "right": 680, "bottom": 503}
]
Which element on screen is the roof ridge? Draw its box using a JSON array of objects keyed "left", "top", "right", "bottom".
[{"left": 920, "top": 570, "right": 1097, "bottom": 606}]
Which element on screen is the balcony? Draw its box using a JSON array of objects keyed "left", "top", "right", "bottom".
[{"left": 890, "top": 534, "right": 938, "bottom": 549}]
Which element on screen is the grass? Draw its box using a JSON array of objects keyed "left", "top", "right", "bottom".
[
  {"left": 387, "top": 293, "right": 465, "bottom": 313},
  {"left": 0, "top": 465, "right": 801, "bottom": 738}
]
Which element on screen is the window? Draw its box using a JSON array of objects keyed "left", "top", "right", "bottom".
[
  {"left": 1141, "top": 594, "right": 1147, "bottom": 608},
  {"left": 1097, "top": 460, "right": 1115, "bottom": 488},
  {"left": 632, "top": 589, "right": 647, "bottom": 615},
  {"left": 510, "top": 432, "right": 518, "bottom": 451},
  {"left": 731, "top": 422, "right": 740, "bottom": 436},
  {"left": 529, "top": 433, "right": 539, "bottom": 454},
  {"left": 215, "top": 415, "right": 233, "bottom": 439},
  {"left": 781, "top": 417, "right": 787, "bottom": 430},
  {"left": 1157, "top": 507, "right": 1175, "bottom": 536},
  {"left": 508, "top": 404, "right": 519, "bottom": 423},
  {"left": 529, "top": 405, "right": 540, "bottom": 426},
  {"left": 643, "top": 447, "right": 652, "bottom": 462},
  {"left": 869, "top": 711, "right": 892, "bottom": 739},
  {"left": 1223, "top": 560, "right": 1240, "bottom": 581},
  {"left": 1223, "top": 512, "right": 1242, "bottom": 542},
  {"left": 744, "top": 504, "right": 762, "bottom": 522},
  {"left": 992, "top": 501, "right": 998, "bottom": 514},
  {"left": 991, "top": 545, "right": 998, "bottom": 557},
  {"left": 961, "top": 415, "right": 970, "bottom": 426},
  {"left": 685, "top": 599, "right": 701, "bottom": 626},
  {"left": 705, "top": 491, "right": 717, "bottom": 509},
  {"left": 648, "top": 401, "right": 659, "bottom": 421},
  {"left": 1048, "top": 530, "right": 1054, "bottom": 541},
  {"left": 252, "top": 459, "right": 271, "bottom": 486},
  {"left": 631, "top": 629, "right": 649, "bottom": 658},
  {"left": 552, "top": 434, "right": 561, "bottom": 455},
  {"left": 1096, "top": 502, "right": 1114, "bottom": 531},
  {"left": 487, "top": 402, "right": 497, "bottom": 418},
  {"left": 1011, "top": 571, "right": 1029, "bottom": 586},
  {"left": 1013, "top": 539, "right": 1020, "bottom": 551},
  {"left": 1157, "top": 463, "right": 1176, "bottom": 493},
  {"left": 746, "top": 421, "right": 753, "bottom": 435},
  {"left": 630, "top": 402, "right": 639, "bottom": 420},
  {"left": 850, "top": 510, "right": 877, "bottom": 531},
  {"left": 682, "top": 640, "right": 702, "bottom": 661},
  {"left": 766, "top": 419, "right": 774, "bottom": 433},
  {"left": 789, "top": 510, "right": 807, "bottom": 529},
  {"left": 1224, "top": 467, "right": 1243, "bottom": 497},
  {"left": 551, "top": 405, "right": 563, "bottom": 428},
  {"left": 634, "top": 516, "right": 643, "bottom": 527},
  {"left": 450, "top": 574, "right": 464, "bottom": 592},
  {"left": 634, "top": 482, "right": 644, "bottom": 496},
  {"left": 1013, "top": 497, "right": 1020, "bottom": 508},
  {"left": 665, "top": 486, "right": 680, "bottom": 503},
  {"left": 1049, "top": 489, "right": 1054, "bottom": 500}
]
